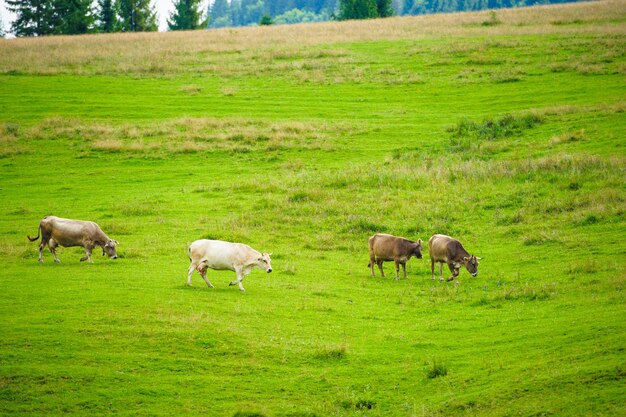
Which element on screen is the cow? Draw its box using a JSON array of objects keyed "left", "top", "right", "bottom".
[
  {"left": 428, "top": 234, "right": 481, "bottom": 284},
  {"left": 187, "top": 239, "right": 272, "bottom": 292},
  {"left": 368, "top": 233, "right": 423, "bottom": 280},
  {"left": 28, "top": 215, "right": 118, "bottom": 263}
]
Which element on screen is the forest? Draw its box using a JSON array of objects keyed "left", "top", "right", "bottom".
[{"left": 4, "top": 0, "right": 584, "bottom": 35}]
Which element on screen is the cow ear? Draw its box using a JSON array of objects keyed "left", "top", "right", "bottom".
[
  {"left": 417, "top": 239, "right": 422, "bottom": 245},
  {"left": 476, "top": 257, "right": 482, "bottom": 260},
  {"left": 113, "top": 240, "right": 119, "bottom": 245},
  {"left": 463, "top": 256, "right": 469, "bottom": 262}
]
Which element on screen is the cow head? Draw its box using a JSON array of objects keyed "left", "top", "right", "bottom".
[
  {"left": 257, "top": 253, "right": 273, "bottom": 273},
  {"left": 413, "top": 239, "right": 423, "bottom": 259},
  {"left": 102, "top": 239, "right": 119, "bottom": 259},
  {"left": 463, "top": 255, "right": 480, "bottom": 276}
]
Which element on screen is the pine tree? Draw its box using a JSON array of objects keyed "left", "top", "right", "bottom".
[
  {"left": 6, "top": 0, "right": 56, "bottom": 36},
  {"left": 97, "top": 0, "right": 119, "bottom": 32},
  {"left": 54, "top": 0, "right": 95, "bottom": 34},
  {"left": 339, "top": 0, "right": 378, "bottom": 20},
  {"left": 168, "top": 0, "right": 203, "bottom": 30},
  {"left": 118, "top": 0, "right": 158, "bottom": 32},
  {"left": 207, "top": 0, "right": 232, "bottom": 28},
  {"left": 376, "top": 0, "right": 393, "bottom": 17}
]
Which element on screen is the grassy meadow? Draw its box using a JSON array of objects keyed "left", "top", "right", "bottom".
[{"left": 1, "top": 1, "right": 625, "bottom": 415}]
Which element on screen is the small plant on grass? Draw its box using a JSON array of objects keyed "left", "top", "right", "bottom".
[
  {"left": 427, "top": 359, "right": 448, "bottom": 379},
  {"left": 481, "top": 11, "right": 501, "bottom": 27}
]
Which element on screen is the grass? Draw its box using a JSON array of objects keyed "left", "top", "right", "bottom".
[{"left": 0, "top": 1, "right": 625, "bottom": 416}]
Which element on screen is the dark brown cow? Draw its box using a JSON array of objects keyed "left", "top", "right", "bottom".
[
  {"left": 368, "top": 233, "right": 423, "bottom": 280},
  {"left": 28, "top": 216, "right": 118, "bottom": 263},
  {"left": 428, "top": 234, "right": 480, "bottom": 284}
]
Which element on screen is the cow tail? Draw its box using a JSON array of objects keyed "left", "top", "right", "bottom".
[{"left": 27, "top": 224, "right": 41, "bottom": 242}]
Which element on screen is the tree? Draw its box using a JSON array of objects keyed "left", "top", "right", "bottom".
[
  {"left": 6, "top": 0, "right": 56, "bottom": 36},
  {"left": 118, "top": 0, "right": 158, "bottom": 32},
  {"left": 54, "top": 0, "right": 95, "bottom": 34},
  {"left": 207, "top": 0, "right": 231, "bottom": 27},
  {"left": 168, "top": 0, "right": 203, "bottom": 30},
  {"left": 377, "top": 0, "right": 394, "bottom": 17},
  {"left": 338, "top": 0, "right": 378, "bottom": 19},
  {"left": 97, "top": 0, "right": 119, "bottom": 32}
]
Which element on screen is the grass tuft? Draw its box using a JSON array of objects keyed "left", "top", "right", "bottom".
[{"left": 427, "top": 359, "right": 448, "bottom": 379}]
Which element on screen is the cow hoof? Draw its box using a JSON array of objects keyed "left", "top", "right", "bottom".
[
  {"left": 54, "top": 259, "right": 60, "bottom": 264},
  {"left": 229, "top": 282, "right": 235, "bottom": 286}
]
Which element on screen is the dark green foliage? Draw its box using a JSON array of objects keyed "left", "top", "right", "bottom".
[
  {"left": 97, "top": 0, "right": 119, "bottom": 32},
  {"left": 259, "top": 13, "right": 274, "bottom": 25},
  {"left": 118, "top": 0, "right": 157, "bottom": 32},
  {"left": 339, "top": 0, "right": 378, "bottom": 20},
  {"left": 54, "top": 0, "right": 95, "bottom": 34},
  {"left": 168, "top": 0, "right": 203, "bottom": 30},
  {"left": 207, "top": 0, "right": 231, "bottom": 28},
  {"left": 377, "top": 0, "right": 393, "bottom": 17},
  {"left": 7, "top": 0, "right": 95, "bottom": 35},
  {"left": 6, "top": 0, "right": 55, "bottom": 36}
]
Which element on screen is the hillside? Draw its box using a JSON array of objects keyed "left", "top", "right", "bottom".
[{"left": 0, "top": 1, "right": 625, "bottom": 416}]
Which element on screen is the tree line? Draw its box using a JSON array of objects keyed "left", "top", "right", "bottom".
[{"left": 5, "top": 0, "right": 579, "bottom": 36}]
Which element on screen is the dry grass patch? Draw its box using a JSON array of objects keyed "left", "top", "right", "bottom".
[
  {"left": 1, "top": 1, "right": 624, "bottom": 76},
  {"left": 10, "top": 117, "right": 353, "bottom": 155}
]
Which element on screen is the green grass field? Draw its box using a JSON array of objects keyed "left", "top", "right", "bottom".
[{"left": 1, "top": 1, "right": 625, "bottom": 416}]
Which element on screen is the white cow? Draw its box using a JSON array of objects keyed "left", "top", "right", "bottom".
[{"left": 187, "top": 239, "right": 272, "bottom": 292}]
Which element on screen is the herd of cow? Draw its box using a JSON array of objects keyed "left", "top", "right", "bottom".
[{"left": 27, "top": 215, "right": 481, "bottom": 291}]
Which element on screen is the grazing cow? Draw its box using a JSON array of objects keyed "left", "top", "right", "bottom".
[
  {"left": 28, "top": 215, "right": 118, "bottom": 263},
  {"left": 187, "top": 239, "right": 272, "bottom": 292},
  {"left": 368, "top": 233, "right": 423, "bottom": 280},
  {"left": 428, "top": 234, "right": 481, "bottom": 284}
]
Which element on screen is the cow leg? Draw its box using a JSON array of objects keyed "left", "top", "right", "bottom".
[
  {"left": 394, "top": 260, "right": 400, "bottom": 280},
  {"left": 187, "top": 264, "right": 195, "bottom": 286},
  {"left": 401, "top": 262, "right": 407, "bottom": 280},
  {"left": 439, "top": 263, "right": 444, "bottom": 282},
  {"left": 38, "top": 240, "right": 46, "bottom": 263},
  {"left": 200, "top": 270, "right": 214, "bottom": 289},
  {"left": 48, "top": 239, "right": 60, "bottom": 263},
  {"left": 446, "top": 263, "right": 458, "bottom": 282},
  {"left": 377, "top": 260, "right": 385, "bottom": 277},
  {"left": 369, "top": 257, "right": 376, "bottom": 277},
  {"left": 229, "top": 268, "right": 246, "bottom": 292},
  {"left": 80, "top": 247, "right": 93, "bottom": 263}
]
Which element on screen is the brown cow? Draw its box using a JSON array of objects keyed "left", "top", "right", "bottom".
[
  {"left": 368, "top": 233, "right": 423, "bottom": 280},
  {"left": 428, "top": 234, "right": 480, "bottom": 284},
  {"left": 28, "top": 216, "right": 118, "bottom": 263}
]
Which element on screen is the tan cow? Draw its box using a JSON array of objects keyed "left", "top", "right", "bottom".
[
  {"left": 28, "top": 215, "right": 118, "bottom": 263},
  {"left": 428, "top": 234, "right": 480, "bottom": 284},
  {"left": 368, "top": 233, "right": 423, "bottom": 280},
  {"left": 187, "top": 239, "right": 272, "bottom": 292}
]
